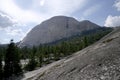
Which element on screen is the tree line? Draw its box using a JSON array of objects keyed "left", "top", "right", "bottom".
[{"left": 0, "top": 27, "right": 113, "bottom": 79}]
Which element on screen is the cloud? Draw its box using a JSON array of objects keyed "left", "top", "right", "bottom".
[
  {"left": 83, "top": 4, "right": 101, "bottom": 17},
  {"left": 40, "top": 0, "right": 45, "bottom": 6},
  {"left": 114, "top": 0, "right": 120, "bottom": 11},
  {"left": 0, "top": 38, "right": 9, "bottom": 44},
  {"left": 0, "top": 13, "right": 17, "bottom": 28},
  {"left": 104, "top": 15, "right": 120, "bottom": 27},
  {"left": 0, "top": 25, "right": 26, "bottom": 43},
  {"left": 0, "top": 12, "right": 26, "bottom": 37},
  {"left": 0, "top": 0, "right": 44, "bottom": 24},
  {"left": 5, "top": 27, "right": 24, "bottom": 36},
  {"left": 0, "top": 0, "right": 88, "bottom": 43},
  {"left": 0, "top": 0, "right": 87, "bottom": 24},
  {"left": 43, "top": 0, "right": 87, "bottom": 15},
  {"left": 104, "top": 0, "right": 120, "bottom": 27}
]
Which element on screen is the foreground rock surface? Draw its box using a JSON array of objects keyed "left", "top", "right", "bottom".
[{"left": 23, "top": 27, "right": 120, "bottom": 80}]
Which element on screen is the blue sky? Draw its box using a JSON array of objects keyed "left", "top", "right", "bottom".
[{"left": 0, "top": 0, "right": 120, "bottom": 44}]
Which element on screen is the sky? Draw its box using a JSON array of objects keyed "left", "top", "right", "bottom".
[{"left": 0, "top": 0, "right": 120, "bottom": 44}]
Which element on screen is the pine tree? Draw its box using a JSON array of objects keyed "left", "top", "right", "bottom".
[
  {"left": 24, "top": 54, "right": 37, "bottom": 71},
  {"left": 83, "top": 36, "right": 88, "bottom": 47},
  {"left": 36, "top": 48, "right": 43, "bottom": 67},
  {"left": 0, "top": 53, "right": 3, "bottom": 80},
  {"left": 38, "top": 53, "right": 43, "bottom": 67},
  {"left": 24, "top": 47, "right": 38, "bottom": 71},
  {"left": 4, "top": 39, "right": 22, "bottom": 79}
]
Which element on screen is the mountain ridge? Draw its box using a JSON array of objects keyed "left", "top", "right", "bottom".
[{"left": 19, "top": 16, "right": 101, "bottom": 47}]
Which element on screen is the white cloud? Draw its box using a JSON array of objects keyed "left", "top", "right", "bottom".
[
  {"left": 5, "top": 28, "right": 24, "bottom": 36},
  {"left": 0, "top": 12, "right": 26, "bottom": 38},
  {"left": 0, "top": 13, "right": 17, "bottom": 28},
  {"left": 0, "top": 0, "right": 88, "bottom": 43},
  {"left": 104, "top": 15, "right": 120, "bottom": 27},
  {"left": 0, "top": 28, "right": 2, "bottom": 30},
  {"left": 83, "top": 5, "right": 101, "bottom": 17},
  {"left": 40, "top": 0, "right": 45, "bottom": 6},
  {"left": 105, "top": 0, "right": 120, "bottom": 27},
  {"left": 0, "top": 0, "right": 87, "bottom": 24},
  {"left": 44, "top": 0, "right": 87, "bottom": 15},
  {"left": 0, "top": 26, "right": 26, "bottom": 43},
  {"left": 114, "top": 0, "right": 120, "bottom": 11},
  {"left": 0, "top": 0, "right": 44, "bottom": 24},
  {"left": 1, "top": 38, "right": 10, "bottom": 44}
]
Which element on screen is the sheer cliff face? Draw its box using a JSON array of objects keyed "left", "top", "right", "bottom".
[{"left": 19, "top": 16, "right": 100, "bottom": 47}]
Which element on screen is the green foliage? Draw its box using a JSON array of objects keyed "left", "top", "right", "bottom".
[
  {"left": 0, "top": 27, "right": 113, "bottom": 73},
  {"left": 20, "top": 46, "right": 32, "bottom": 59},
  {"left": 24, "top": 55, "right": 37, "bottom": 71},
  {"left": 38, "top": 53, "right": 43, "bottom": 67},
  {"left": 4, "top": 40, "right": 22, "bottom": 79},
  {"left": 24, "top": 48, "right": 38, "bottom": 71},
  {"left": 0, "top": 53, "right": 3, "bottom": 80},
  {"left": 22, "top": 27, "right": 113, "bottom": 72}
]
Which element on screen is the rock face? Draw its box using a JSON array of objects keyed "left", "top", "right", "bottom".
[
  {"left": 19, "top": 16, "right": 100, "bottom": 47},
  {"left": 23, "top": 27, "right": 120, "bottom": 80}
]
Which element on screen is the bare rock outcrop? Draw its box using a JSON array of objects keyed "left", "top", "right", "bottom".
[
  {"left": 23, "top": 27, "right": 120, "bottom": 80},
  {"left": 19, "top": 16, "right": 100, "bottom": 47}
]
